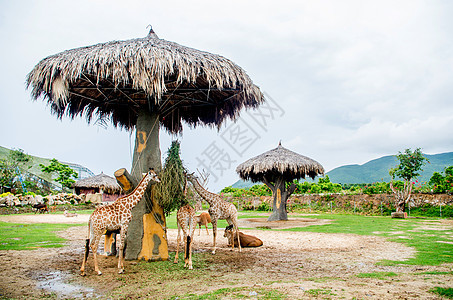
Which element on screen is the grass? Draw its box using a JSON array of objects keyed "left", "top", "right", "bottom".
[
  {"left": 277, "top": 213, "right": 453, "bottom": 266},
  {"left": 305, "top": 288, "right": 336, "bottom": 297},
  {"left": 429, "top": 287, "right": 453, "bottom": 299},
  {"left": 356, "top": 272, "right": 398, "bottom": 279},
  {"left": 0, "top": 221, "right": 81, "bottom": 250},
  {"left": 167, "top": 287, "right": 287, "bottom": 299}
]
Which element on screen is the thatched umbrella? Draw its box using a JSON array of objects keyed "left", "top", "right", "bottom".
[
  {"left": 236, "top": 142, "right": 324, "bottom": 221},
  {"left": 27, "top": 27, "right": 264, "bottom": 260}
]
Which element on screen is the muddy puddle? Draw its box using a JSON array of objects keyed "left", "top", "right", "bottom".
[{"left": 36, "top": 270, "right": 100, "bottom": 299}]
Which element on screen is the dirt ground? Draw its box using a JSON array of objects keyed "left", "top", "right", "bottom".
[{"left": 0, "top": 213, "right": 452, "bottom": 299}]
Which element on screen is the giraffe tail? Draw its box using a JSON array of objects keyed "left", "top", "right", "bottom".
[
  {"left": 84, "top": 219, "right": 92, "bottom": 261},
  {"left": 185, "top": 236, "right": 191, "bottom": 260},
  {"left": 84, "top": 238, "right": 90, "bottom": 261}
]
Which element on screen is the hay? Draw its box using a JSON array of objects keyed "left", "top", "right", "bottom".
[{"left": 153, "top": 141, "right": 188, "bottom": 215}]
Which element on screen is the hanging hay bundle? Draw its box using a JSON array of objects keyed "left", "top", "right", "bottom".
[{"left": 154, "top": 140, "right": 188, "bottom": 215}]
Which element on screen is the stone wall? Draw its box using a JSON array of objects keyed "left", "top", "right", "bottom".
[{"left": 224, "top": 193, "right": 453, "bottom": 213}]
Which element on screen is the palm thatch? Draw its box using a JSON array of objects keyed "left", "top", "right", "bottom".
[
  {"left": 74, "top": 173, "right": 122, "bottom": 194},
  {"left": 236, "top": 142, "right": 325, "bottom": 183},
  {"left": 26, "top": 28, "right": 264, "bottom": 133}
]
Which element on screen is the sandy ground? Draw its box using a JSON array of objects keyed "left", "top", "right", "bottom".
[{"left": 0, "top": 213, "right": 451, "bottom": 299}]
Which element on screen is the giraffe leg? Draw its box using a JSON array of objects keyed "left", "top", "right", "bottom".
[
  {"left": 117, "top": 227, "right": 127, "bottom": 274},
  {"left": 182, "top": 225, "right": 189, "bottom": 268},
  {"left": 184, "top": 235, "right": 189, "bottom": 268},
  {"left": 174, "top": 225, "right": 181, "bottom": 264},
  {"left": 211, "top": 219, "right": 217, "bottom": 255},
  {"left": 205, "top": 224, "right": 209, "bottom": 235},
  {"left": 234, "top": 221, "right": 241, "bottom": 253},
  {"left": 187, "top": 218, "right": 196, "bottom": 270},
  {"left": 91, "top": 235, "right": 102, "bottom": 275}
]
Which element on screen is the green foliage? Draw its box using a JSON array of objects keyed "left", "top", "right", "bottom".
[
  {"left": 249, "top": 184, "right": 272, "bottom": 196},
  {"left": 39, "top": 158, "right": 78, "bottom": 189},
  {"left": 389, "top": 148, "right": 428, "bottom": 181},
  {"left": 0, "top": 149, "right": 33, "bottom": 192},
  {"left": 154, "top": 141, "right": 187, "bottom": 215},
  {"left": 429, "top": 166, "right": 453, "bottom": 194},
  {"left": 362, "top": 182, "right": 390, "bottom": 195}
]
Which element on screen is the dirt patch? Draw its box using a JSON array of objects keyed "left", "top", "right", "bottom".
[
  {"left": 0, "top": 214, "right": 452, "bottom": 299},
  {"left": 238, "top": 217, "right": 331, "bottom": 229},
  {"left": 0, "top": 213, "right": 89, "bottom": 224}
]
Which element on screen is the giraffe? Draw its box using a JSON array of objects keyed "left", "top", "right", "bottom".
[
  {"left": 80, "top": 169, "right": 160, "bottom": 276},
  {"left": 173, "top": 204, "right": 197, "bottom": 269},
  {"left": 186, "top": 172, "right": 241, "bottom": 254}
]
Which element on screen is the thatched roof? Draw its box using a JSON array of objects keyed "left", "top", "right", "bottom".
[
  {"left": 236, "top": 143, "right": 325, "bottom": 183},
  {"left": 74, "top": 173, "right": 122, "bottom": 194},
  {"left": 26, "top": 28, "right": 264, "bottom": 134}
]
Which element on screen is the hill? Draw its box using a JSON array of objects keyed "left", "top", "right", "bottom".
[
  {"left": 328, "top": 152, "right": 453, "bottom": 184},
  {"left": 0, "top": 146, "right": 95, "bottom": 186},
  {"left": 231, "top": 151, "right": 453, "bottom": 188}
]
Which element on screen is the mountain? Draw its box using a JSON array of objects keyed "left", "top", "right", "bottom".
[
  {"left": 231, "top": 152, "right": 453, "bottom": 188},
  {"left": 328, "top": 152, "right": 453, "bottom": 184}
]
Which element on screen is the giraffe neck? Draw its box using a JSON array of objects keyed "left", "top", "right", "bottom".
[
  {"left": 122, "top": 174, "right": 153, "bottom": 209},
  {"left": 189, "top": 177, "right": 218, "bottom": 206}
]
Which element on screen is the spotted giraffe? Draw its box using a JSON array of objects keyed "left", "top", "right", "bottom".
[
  {"left": 174, "top": 204, "right": 197, "bottom": 269},
  {"left": 80, "top": 169, "right": 160, "bottom": 275},
  {"left": 186, "top": 172, "right": 241, "bottom": 254}
]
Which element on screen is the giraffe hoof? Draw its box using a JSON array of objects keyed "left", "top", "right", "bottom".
[
  {"left": 80, "top": 272, "right": 86, "bottom": 277},
  {"left": 97, "top": 271, "right": 102, "bottom": 276},
  {"left": 118, "top": 269, "right": 124, "bottom": 274},
  {"left": 211, "top": 250, "right": 216, "bottom": 255}
]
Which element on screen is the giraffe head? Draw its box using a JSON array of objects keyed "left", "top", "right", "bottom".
[
  {"left": 186, "top": 172, "right": 197, "bottom": 183},
  {"left": 145, "top": 169, "right": 161, "bottom": 184}
]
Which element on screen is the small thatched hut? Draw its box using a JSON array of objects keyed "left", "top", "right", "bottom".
[
  {"left": 74, "top": 173, "right": 123, "bottom": 203},
  {"left": 236, "top": 142, "right": 324, "bottom": 221}
]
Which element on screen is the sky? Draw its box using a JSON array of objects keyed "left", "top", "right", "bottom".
[{"left": 1, "top": 0, "right": 453, "bottom": 192}]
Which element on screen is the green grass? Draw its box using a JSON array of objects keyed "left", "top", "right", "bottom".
[
  {"left": 429, "top": 287, "right": 453, "bottom": 299},
  {"left": 278, "top": 214, "right": 453, "bottom": 266},
  {"left": 415, "top": 271, "right": 453, "bottom": 275},
  {"left": 356, "top": 272, "right": 398, "bottom": 279},
  {"left": 305, "top": 288, "right": 336, "bottom": 297},
  {"left": 0, "top": 221, "right": 81, "bottom": 250}
]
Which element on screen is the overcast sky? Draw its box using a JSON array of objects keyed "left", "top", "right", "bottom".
[{"left": 1, "top": 0, "right": 452, "bottom": 191}]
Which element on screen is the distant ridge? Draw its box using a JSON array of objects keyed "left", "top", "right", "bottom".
[
  {"left": 231, "top": 152, "right": 453, "bottom": 188},
  {"left": 327, "top": 152, "right": 453, "bottom": 184}
]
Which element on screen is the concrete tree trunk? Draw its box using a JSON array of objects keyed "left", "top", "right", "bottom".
[
  {"left": 264, "top": 177, "right": 297, "bottom": 221},
  {"left": 124, "top": 109, "right": 168, "bottom": 261}
]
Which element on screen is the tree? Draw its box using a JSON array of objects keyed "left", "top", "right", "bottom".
[
  {"left": 0, "top": 149, "right": 33, "bottom": 193},
  {"left": 389, "top": 148, "right": 428, "bottom": 213},
  {"left": 40, "top": 159, "right": 78, "bottom": 190},
  {"left": 429, "top": 166, "right": 453, "bottom": 194}
]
